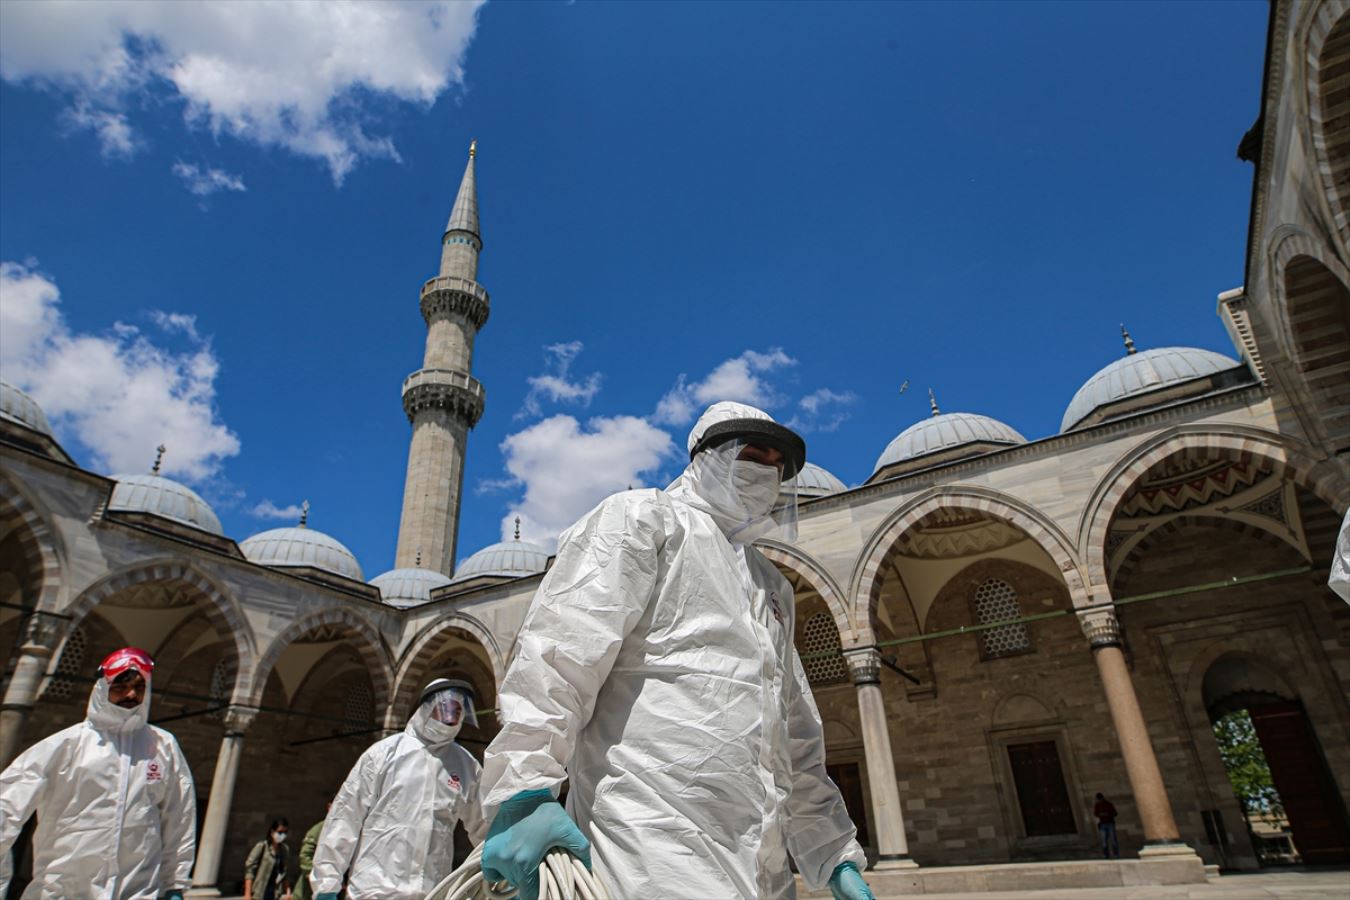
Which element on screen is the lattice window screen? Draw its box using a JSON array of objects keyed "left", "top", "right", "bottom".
[
  {"left": 44, "top": 627, "right": 87, "bottom": 700},
  {"left": 344, "top": 681, "right": 373, "bottom": 731},
  {"left": 208, "top": 659, "right": 230, "bottom": 719},
  {"left": 973, "top": 578, "right": 1031, "bottom": 658},
  {"left": 801, "top": 612, "right": 849, "bottom": 686}
]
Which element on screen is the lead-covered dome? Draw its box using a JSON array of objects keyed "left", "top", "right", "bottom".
[
  {"left": 454, "top": 536, "right": 549, "bottom": 582},
  {"left": 0, "top": 380, "right": 52, "bottom": 436},
  {"left": 874, "top": 412, "right": 1026, "bottom": 476},
  {"left": 370, "top": 567, "right": 453, "bottom": 608},
  {"left": 788, "top": 462, "right": 848, "bottom": 498},
  {"left": 1061, "top": 346, "right": 1242, "bottom": 432},
  {"left": 242, "top": 526, "right": 363, "bottom": 581},
  {"left": 109, "top": 473, "right": 224, "bottom": 535}
]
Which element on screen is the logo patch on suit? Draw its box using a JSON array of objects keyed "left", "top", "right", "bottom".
[
  {"left": 448, "top": 773, "right": 462, "bottom": 791},
  {"left": 146, "top": 761, "right": 163, "bottom": 783},
  {"left": 768, "top": 592, "right": 784, "bottom": 626}
]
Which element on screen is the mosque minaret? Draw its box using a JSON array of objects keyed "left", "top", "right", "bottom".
[{"left": 394, "top": 141, "right": 489, "bottom": 575}]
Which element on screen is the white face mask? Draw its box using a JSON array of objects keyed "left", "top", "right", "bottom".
[
  {"left": 686, "top": 444, "right": 784, "bottom": 543},
  {"left": 273, "top": 831, "right": 287, "bottom": 844},
  {"left": 732, "top": 461, "right": 781, "bottom": 519}
]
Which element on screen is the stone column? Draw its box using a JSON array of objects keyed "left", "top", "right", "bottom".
[
  {"left": 189, "top": 706, "right": 258, "bottom": 896},
  {"left": 0, "top": 611, "right": 65, "bottom": 769},
  {"left": 844, "top": 648, "right": 918, "bottom": 869},
  {"left": 1079, "top": 609, "right": 1194, "bottom": 857}
]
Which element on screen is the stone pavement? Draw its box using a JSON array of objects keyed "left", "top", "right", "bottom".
[{"left": 862, "top": 869, "right": 1350, "bottom": 899}]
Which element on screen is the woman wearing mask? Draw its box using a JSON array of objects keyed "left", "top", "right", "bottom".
[{"left": 244, "top": 817, "right": 292, "bottom": 900}]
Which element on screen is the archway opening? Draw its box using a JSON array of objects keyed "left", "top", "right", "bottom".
[
  {"left": 1283, "top": 256, "right": 1350, "bottom": 452},
  {"left": 1204, "top": 654, "right": 1350, "bottom": 865}
]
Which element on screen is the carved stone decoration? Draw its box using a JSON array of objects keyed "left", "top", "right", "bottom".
[
  {"left": 844, "top": 648, "right": 881, "bottom": 686},
  {"left": 419, "top": 276, "right": 491, "bottom": 330},
  {"left": 21, "top": 611, "right": 65, "bottom": 655},
  {"left": 222, "top": 705, "right": 259, "bottom": 737},
  {"left": 1078, "top": 609, "right": 1122, "bottom": 649},
  {"left": 1239, "top": 487, "right": 1287, "bottom": 525},
  {"left": 401, "top": 368, "right": 487, "bottom": 427}
]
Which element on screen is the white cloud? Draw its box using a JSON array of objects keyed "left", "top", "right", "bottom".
[
  {"left": 494, "top": 414, "right": 676, "bottom": 549},
  {"left": 653, "top": 347, "right": 797, "bottom": 426},
  {"left": 250, "top": 499, "right": 304, "bottom": 521},
  {"left": 172, "top": 161, "right": 245, "bottom": 197},
  {"left": 0, "top": 260, "right": 240, "bottom": 481},
  {"left": 787, "top": 387, "right": 858, "bottom": 434},
  {"left": 518, "top": 340, "right": 602, "bottom": 419},
  {"left": 0, "top": 0, "right": 485, "bottom": 183}
]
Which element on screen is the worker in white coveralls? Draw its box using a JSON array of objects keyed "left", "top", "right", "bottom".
[
  {"left": 0, "top": 646, "right": 196, "bottom": 900},
  {"left": 311, "top": 678, "right": 486, "bottom": 900},
  {"left": 1330, "top": 507, "right": 1350, "bottom": 604},
  {"left": 480, "top": 401, "right": 875, "bottom": 900}
]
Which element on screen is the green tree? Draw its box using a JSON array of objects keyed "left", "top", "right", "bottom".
[{"left": 1212, "top": 709, "right": 1283, "bottom": 819}]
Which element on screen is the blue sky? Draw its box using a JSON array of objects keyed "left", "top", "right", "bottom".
[{"left": 0, "top": 1, "right": 1269, "bottom": 577}]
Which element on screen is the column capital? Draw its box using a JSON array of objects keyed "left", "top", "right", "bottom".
[
  {"left": 1078, "top": 608, "right": 1122, "bottom": 649},
  {"left": 20, "top": 610, "right": 66, "bottom": 655},
  {"left": 222, "top": 705, "right": 258, "bottom": 736},
  {"left": 844, "top": 647, "right": 881, "bottom": 686}
]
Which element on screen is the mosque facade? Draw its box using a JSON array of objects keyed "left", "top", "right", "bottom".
[{"left": 1, "top": 0, "right": 1348, "bottom": 892}]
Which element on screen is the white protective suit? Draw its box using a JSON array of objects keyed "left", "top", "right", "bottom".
[
  {"left": 0, "top": 677, "right": 196, "bottom": 899},
  {"left": 482, "top": 402, "right": 866, "bottom": 899},
  {"left": 310, "top": 700, "right": 487, "bottom": 899},
  {"left": 1330, "top": 507, "right": 1350, "bottom": 604}
]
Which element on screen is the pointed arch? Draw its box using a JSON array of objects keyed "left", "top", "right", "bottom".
[
  {"left": 1079, "top": 426, "right": 1348, "bottom": 595},
  {"left": 849, "top": 486, "right": 1087, "bottom": 643},
  {"left": 246, "top": 607, "right": 393, "bottom": 712},
  {"left": 756, "top": 540, "right": 857, "bottom": 644},
  {"left": 0, "top": 473, "right": 65, "bottom": 612}
]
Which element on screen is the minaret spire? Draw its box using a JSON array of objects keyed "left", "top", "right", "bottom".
[
  {"left": 394, "top": 141, "right": 490, "bottom": 576},
  {"left": 929, "top": 389, "right": 941, "bottom": 417}
]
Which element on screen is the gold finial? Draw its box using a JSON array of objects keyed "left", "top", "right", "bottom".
[
  {"left": 299, "top": 500, "right": 310, "bottom": 528},
  {"left": 151, "top": 444, "right": 166, "bottom": 475},
  {"left": 1121, "top": 324, "right": 1137, "bottom": 356},
  {"left": 513, "top": 516, "right": 521, "bottom": 541},
  {"left": 929, "top": 389, "right": 941, "bottom": 417},
  {"left": 469, "top": 139, "right": 477, "bottom": 159}
]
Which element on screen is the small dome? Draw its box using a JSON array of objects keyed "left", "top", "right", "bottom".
[
  {"left": 0, "top": 380, "right": 53, "bottom": 436},
  {"left": 241, "top": 526, "right": 363, "bottom": 581},
  {"left": 874, "top": 413, "right": 1026, "bottom": 474},
  {"left": 454, "top": 537, "right": 549, "bottom": 582},
  {"left": 109, "top": 474, "right": 224, "bottom": 535},
  {"left": 788, "top": 462, "right": 848, "bottom": 498},
  {"left": 370, "top": 567, "right": 453, "bottom": 608},
  {"left": 1061, "top": 347, "right": 1241, "bottom": 432}
]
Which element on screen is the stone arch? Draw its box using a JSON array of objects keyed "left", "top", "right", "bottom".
[
  {"left": 850, "top": 486, "right": 1087, "bottom": 643},
  {"left": 1302, "top": 0, "right": 1350, "bottom": 247},
  {"left": 390, "top": 612, "right": 503, "bottom": 722},
  {"left": 62, "top": 559, "right": 254, "bottom": 685},
  {"left": 0, "top": 473, "right": 65, "bottom": 612},
  {"left": 1111, "top": 514, "right": 1311, "bottom": 590},
  {"left": 1268, "top": 229, "right": 1350, "bottom": 363},
  {"left": 756, "top": 540, "right": 856, "bottom": 644},
  {"left": 1080, "top": 427, "right": 1348, "bottom": 595},
  {"left": 246, "top": 608, "right": 393, "bottom": 714},
  {"left": 1281, "top": 253, "right": 1350, "bottom": 451}
]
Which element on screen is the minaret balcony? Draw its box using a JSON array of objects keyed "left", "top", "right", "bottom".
[
  {"left": 401, "top": 368, "right": 486, "bottom": 427},
  {"left": 420, "top": 276, "right": 490, "bottom": 330}
]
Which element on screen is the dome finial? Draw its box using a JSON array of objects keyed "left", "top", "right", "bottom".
[
  {"left": 469, "top": 139, "right": 477, "bottom": 159},
  {"left": 151, "top": 444, "right": 166, "bottom": 475},
  {"left": 928, "top": 389, "right": 941, "bottom": 417},
  {"left": 513, "top": 516, "right": 521, "bottom": 541},
  {"left": 1121, "top": 323, "right": 1137, "bottom": 356},
  {"left": 299, "top": 499, "right": 310, "bottom": 528}
]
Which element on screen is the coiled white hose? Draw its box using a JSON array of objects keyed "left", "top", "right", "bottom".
[{"left": 425, "top": 845, "right": 612, "bottom": 900}]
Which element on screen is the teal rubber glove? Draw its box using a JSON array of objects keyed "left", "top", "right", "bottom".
[
  {"left": 315, "top": 894, "right": 339, "bottom": 900},
  {"left": 829, "top": 861, "right": 875, "bottom": 900},
  {"left": 482, "top": 789, "right": 591, "bottom": 900},
  {"left": 164, "top": 893, "right": 184, "bottom": 900}
]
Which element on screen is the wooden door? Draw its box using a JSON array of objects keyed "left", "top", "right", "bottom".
[{"left": 1007, "top": 740, "right": 1076, "bottom": 837}]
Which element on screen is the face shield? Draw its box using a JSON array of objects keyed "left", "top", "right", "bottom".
[
  {"left": 422, "top": 680, "right": 478, "bottom": 729},
  {"left": 687, "top": 415, "right": 805, "bottom": 544}
]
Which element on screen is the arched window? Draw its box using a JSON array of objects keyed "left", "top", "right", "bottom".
[
  {"left": 343, "top": 681, "right": 373, "bottom": 732},
  {"left": 43, "top": 626, "right": 87, "bottom": 700},
  {"left": 973, "top": 578, "right": 1031, "bottom": 659},
  {"left": 801, "top": 612, "right": 849, "bottom": 686}
]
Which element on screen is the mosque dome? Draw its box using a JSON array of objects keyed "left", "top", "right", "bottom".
[
  {"left": 874, "top": 412, "right": 1026, "bottom": 475},
  {"left": 241, "top": 523, "right": 363, "bottom": 581},
  {"left": 108, "top": 473, "right": 225, "bottom": 535},
  {"left": 370, "top": 566, "right": 453, "bottom": 608},
  {"left": 0, "top": 380, "right": 53, "bottom": 436},
  {"left": 454, "top": 530, "right": 550, "bottom": 582},
  {"left": 788, "top": 461, "right": 848, "bottom": 498},
  {"left": 1061, "top": 346, "right": 1242, "bottom": 432}
]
